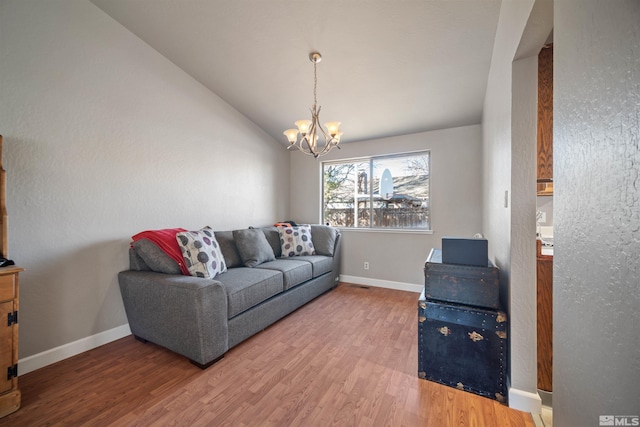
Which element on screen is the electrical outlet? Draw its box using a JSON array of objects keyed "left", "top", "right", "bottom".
[{"left": 364, "top": 261, "right": 369, "bottom": 270}]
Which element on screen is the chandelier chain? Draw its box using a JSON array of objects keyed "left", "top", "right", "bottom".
[{"left": 313, "top": 60, "right": 318, "bottom": 107}]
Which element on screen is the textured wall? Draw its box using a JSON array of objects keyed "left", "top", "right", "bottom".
[
  {"left": 554, "top": 0, "right": 640, "bottom": 425},
  {"left": 0, "top": 0, "right": 288, "bottom": 360},
  {"left": 290, "top": 125, "right": 483, "bottom": 287}
]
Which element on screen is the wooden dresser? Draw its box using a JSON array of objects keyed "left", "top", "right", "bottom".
[
  {"left": 0, "top": 135, "right": 23, "bottom": 417},
  {"left": 0, "top": 266, "right": 23, "bottom": 417}
]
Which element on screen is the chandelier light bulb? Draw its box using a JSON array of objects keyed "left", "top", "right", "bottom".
[
  {"left": 295, "top": 120, "right": 312, "bottom": 135},
  {"left": 283, "top": 129, "right": 299, "bottom": 143},
  {"left": 324, "top": 121, "right": 341, "bottom": 137}
]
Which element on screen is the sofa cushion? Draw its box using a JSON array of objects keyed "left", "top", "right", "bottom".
[
  {"left": 214, "top": 230, "right": 243, "bottom": 268},
  {"left": 132, "top": 239, "right": 181, "bottom": 274},
  {"left": 176, "top": 228, "right": 227, "bottom": 279},
  {"left": 215, "top": 267, "right": 283, "bottom": 318},
  {"left": 310, "top": 225, "right": 339, "bottom": 256},
  {"left": 233, "top": 228, "right": 276, "bottom": 267},
  {"left": 278, "top": 225, "right": 316, "bottom": 257},
  {"left": 261, "top": 226, "right": 282, "bottom": 258},
  {"left": 294, "top": 255, "right": 334, "bottom": 278},
  {"left": 256, "top": 259, "right": 313, "bottom": 290}
]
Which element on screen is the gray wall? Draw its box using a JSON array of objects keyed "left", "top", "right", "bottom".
[
  {"left": 554, "top": 0, "right": 640, "bottom": 425},
  {"left": 510, "top": 53, "right": 539, "bottom": 405},
  {"left": 0, "top": 0, "right": 289, "bottom": 362},
  {"left": 482, "top": 0, "right": 541, "bottom": 411},
  {"left": 290, "top": 125, "right": 483, "bottom": 288}
]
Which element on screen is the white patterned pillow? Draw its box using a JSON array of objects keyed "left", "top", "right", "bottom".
[
  {"left": 278, "top": 225, "right": 316, "bottom": 257},
  {"left": 176, "top": 227, "right": 227, "bottom": 278}
]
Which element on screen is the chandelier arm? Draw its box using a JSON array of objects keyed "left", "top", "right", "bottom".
[
  {"left": 291, "top": 139, "right": 306, "bottom": 155},
  {"left": 317, "top": 128, "right": 333, "bottom": 156},
  {"left": 304, "top": 139, "right": 315, "bottom": 157},
  {"left": 306, "top": 116, "right": 318, "bottom": 154}
]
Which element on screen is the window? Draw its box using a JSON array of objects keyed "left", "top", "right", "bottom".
[{"left": 322, "top": 151, "right": 430, "bottom": 230}]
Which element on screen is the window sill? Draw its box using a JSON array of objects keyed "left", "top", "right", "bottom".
[{"left": 336, "top": 227, "right": 433, "bottom": 235}]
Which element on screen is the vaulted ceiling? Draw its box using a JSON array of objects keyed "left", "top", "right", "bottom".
[{"left": 90, "top": 0, "right": 503, "bottom": 145}]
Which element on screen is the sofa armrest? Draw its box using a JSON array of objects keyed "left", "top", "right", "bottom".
[{"left": 118, "top": 271, "right": 229, "bottom": 366}]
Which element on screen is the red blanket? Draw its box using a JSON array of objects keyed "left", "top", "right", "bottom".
[{"left": 131, "top": 228, "right": 189, "bottom": 275}]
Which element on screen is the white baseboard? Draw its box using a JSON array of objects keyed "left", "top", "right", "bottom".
[
  {"left": 340, "top": 275, "right": 423, "bottom": 293},
  {"left": 509, "top": 386, "right": 542, "bottom": 413},
  {"left": 19, "top": 324, "right": 132, "bottom": 376}
]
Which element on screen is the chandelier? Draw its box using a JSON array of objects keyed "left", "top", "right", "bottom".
[{"left": 283, "top": 52, "right": 342, "bottom": 158}]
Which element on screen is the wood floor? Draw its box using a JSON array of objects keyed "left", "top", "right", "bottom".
[{"left": 6, "top": 283, "right": 534, "bottom": 426}]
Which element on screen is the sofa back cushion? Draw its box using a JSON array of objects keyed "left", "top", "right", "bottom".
[
  {"left": 233, "top": 228, "right": 276, "bottom": 267},
  {"left": 310, "top": 225, "right": 339, "bottom": 256}
]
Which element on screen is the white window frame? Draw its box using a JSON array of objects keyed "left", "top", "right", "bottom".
[{"left": 321, "top": 151, "right": 431, "bottom": 232}]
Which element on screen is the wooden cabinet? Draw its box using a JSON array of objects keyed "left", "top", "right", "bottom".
[
  {"left": 536, "top": 45, "right": 554, "bottom": 389},
  {"left": 0, "top": 266, "right": 22, "bottom": 418},
  {"left": 536, "top": 241, "right": 553, "bottom": 392},
  {"left": 537, "top": 44, "right": 553, "bottom": 184}
]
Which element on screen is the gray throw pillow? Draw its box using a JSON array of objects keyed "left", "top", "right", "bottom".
[
  {"left": 260, "top": 226, "right": 282, "bottom": 258},
  {"left": 132, "top": 239, "right": 181, "bottom": 274},
  {"left": 129, "top": 247, "right": 151, "bottom": 271},
  {"left": 310, "top": 225, "right": 338, "bottom": 256},
  {"left": 233, "top": 228, "right": 276, "bottom": 267},
  {"left": 214, "top": 231, "right": 243, "bottom": 268}
]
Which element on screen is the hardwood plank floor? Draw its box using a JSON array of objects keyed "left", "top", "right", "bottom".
[{"left": 6, "top": 283, "right": 534, "bottom": 426}]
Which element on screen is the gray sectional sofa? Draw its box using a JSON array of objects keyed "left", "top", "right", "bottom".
[{"left": 118, "top": 224, "right": 341, "bottom": 368}]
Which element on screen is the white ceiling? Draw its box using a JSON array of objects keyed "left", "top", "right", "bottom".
[{"left": 89, "top": 0, "right": 503, "bottom": 145}]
